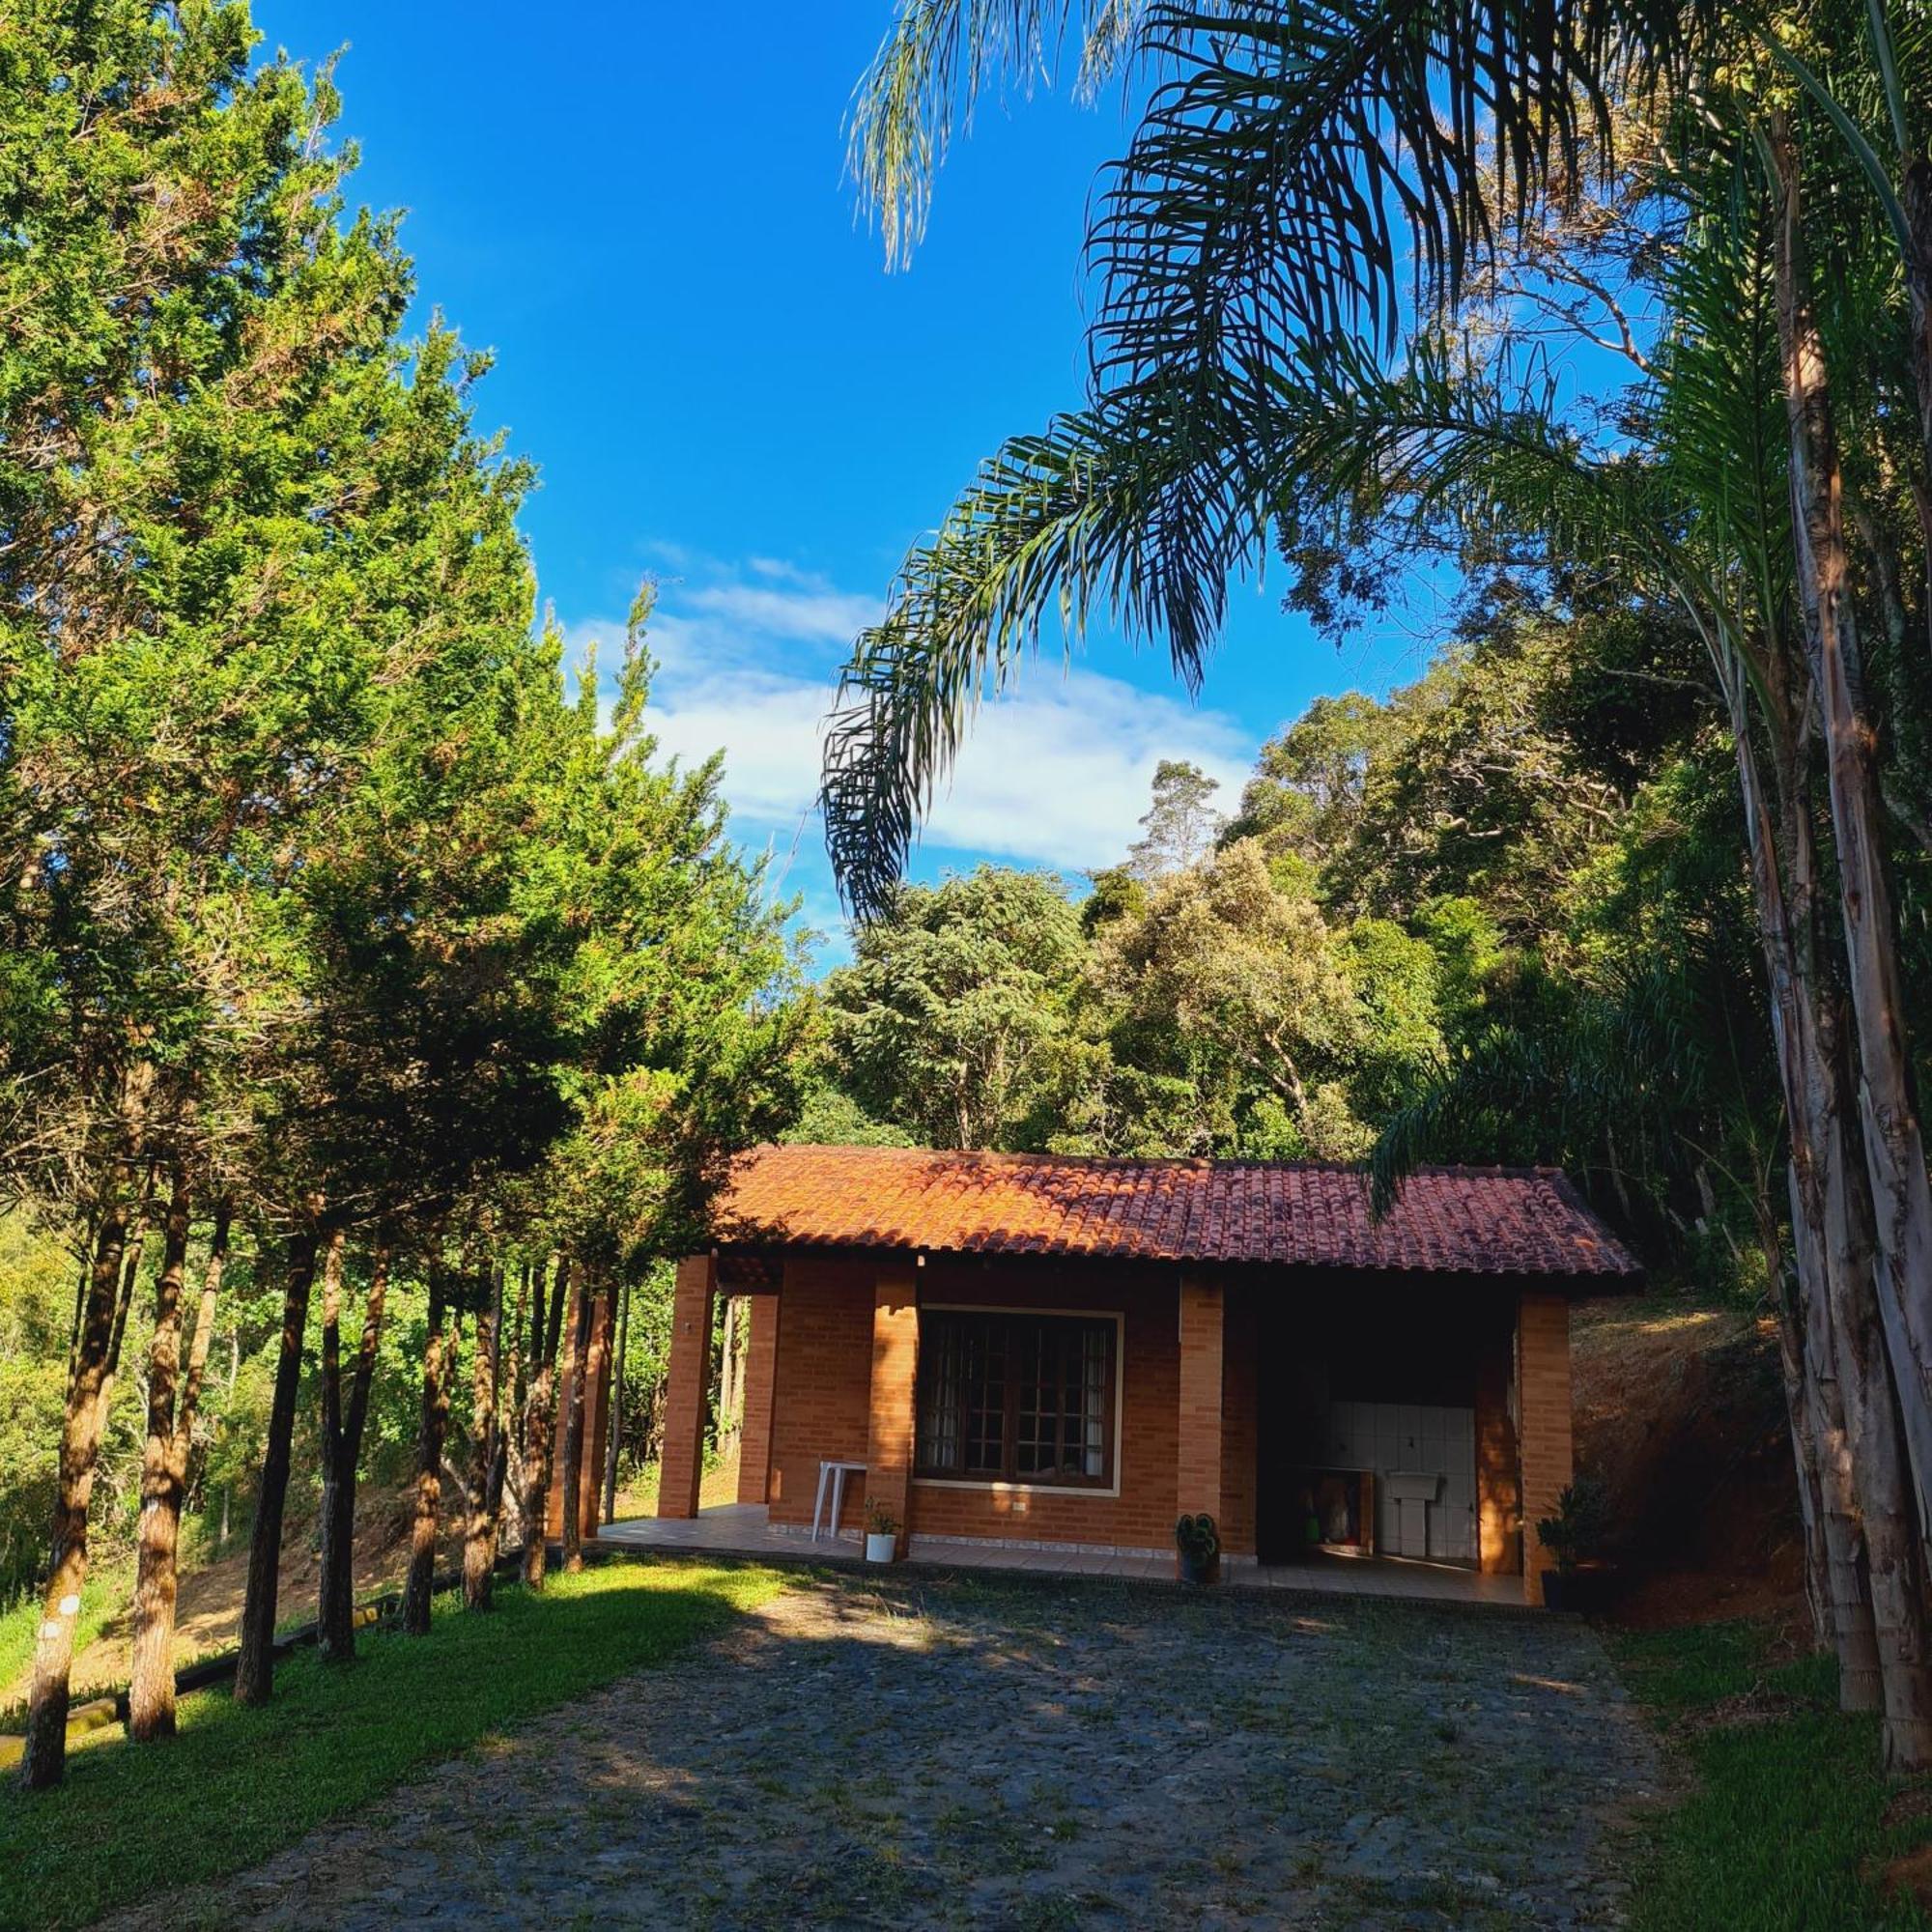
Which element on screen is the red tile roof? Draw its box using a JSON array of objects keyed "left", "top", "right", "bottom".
[{"left": 714, "top": 1145, "right": 1638, "bottom": 1282}]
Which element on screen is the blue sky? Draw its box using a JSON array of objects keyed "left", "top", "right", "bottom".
[{"left": 254, "top": 3, "right": 1444, "bottom": 964}]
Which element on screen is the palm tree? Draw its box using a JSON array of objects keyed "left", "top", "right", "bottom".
[{"left": 825, "top": 0, "right": 1932, "bottom": 1765}]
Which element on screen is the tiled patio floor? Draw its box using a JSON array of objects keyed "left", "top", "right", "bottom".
[{"left": 598, "top": 1502, "right": 1527, "bottom": 1607}]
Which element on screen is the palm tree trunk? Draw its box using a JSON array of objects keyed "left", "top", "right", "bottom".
[
  {"left": 401, "top": 1266, "right": 454, "bottom": 1635},
  {"left": 19, "top": 1185, "right": 130, "bottom": 1789},
  {"left": 128, "top": 1172, "right": 195, "bottom": 1742},
  {"left": 235, "top": 1224, "right": 323, "bottom": 1706},
  {"left": 1770, "top": 107, "right": 1932, "bottom": 1549}
]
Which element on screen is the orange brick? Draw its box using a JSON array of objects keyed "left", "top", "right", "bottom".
[
  {"left": 655, "top": 1255, "right": 714, "bottom": 1520},
  {"left": 1518, "top": 1291, "right": 1574, "bottom": 1605}
]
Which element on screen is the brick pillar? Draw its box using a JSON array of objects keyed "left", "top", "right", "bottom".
[
  {"left": 656, "top": 1255, "right": 715, "bottom": 1520},
  {"left": 736, "top": 1292, "right": 780, "bottom": 1506},
  {"left": 865, "top": 1272, "right": 920, "bottom": 1555},
  {"left": 1518, "top": 1291, "right": 1574, "bottom": 1605},
  {"left": 1177, "top": 1278, "right": 1225, "bottom": 1573},
  {"left": 1474, "top": 1311, "right": 1520, "bottom": 1577}
]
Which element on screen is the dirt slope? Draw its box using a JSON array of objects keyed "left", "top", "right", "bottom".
[{"left": 1571, "top": 1293, "right": 1806, "bottom": 1629}]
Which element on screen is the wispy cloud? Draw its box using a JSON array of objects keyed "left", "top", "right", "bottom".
[{"left": 570, "top": 553, "right": 1259, "bottom": 906}]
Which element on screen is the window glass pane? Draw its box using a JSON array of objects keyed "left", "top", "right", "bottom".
[{"left": 916, "top": 1310, "right": 1113, "bottom": 1485}]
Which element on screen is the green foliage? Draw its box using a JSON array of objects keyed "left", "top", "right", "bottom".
[
  {"left": 0, "top": 1218, "right": 72, "bottom": 1603},
  {"left": 1532, "top": 1476, "right": 1610, "bottom": 1575},
  {"left": 0, "top": 1564, "right": 787, "bottom": 1930},
  {"left": 1126, "top": 758, "right": 1224, "bottom": 880},
  {"left": 821, "top": 866, "right": 1086, "bottom": 1151},
  {"left": 0, "top": 1, "right": 812, "bottom": 1682}
]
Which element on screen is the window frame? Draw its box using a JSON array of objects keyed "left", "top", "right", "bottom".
[{"left": 912, "top": 1303, "right": 1125, "bottom": 1496}]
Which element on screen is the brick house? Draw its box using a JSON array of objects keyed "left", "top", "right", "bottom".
[{"left": 639, "top": 1145, "right": 1636, "bottom": 1604}]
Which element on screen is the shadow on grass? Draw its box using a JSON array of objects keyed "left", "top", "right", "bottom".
[
  {"left": 1614, "top": 1620, "right": 1932, "bottom": 1932},
  {"left": 0, "top": 1561, "right": 785, "bottom": 1932}
]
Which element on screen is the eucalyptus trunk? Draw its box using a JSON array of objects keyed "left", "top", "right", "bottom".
[
  {"left": 19, "top": 1185, "right": 131, "bottom": 1789},
  {"left": 401, "top": 1266, "right": 456, "bottom": 1635},
  {"left": 1729, "top": 693, "right": 1882, "bottom": 1705},
  {"left": 235, "top": 1224, "right": 323, "bottom": 1706},
  {"left": 127, "top": 1174, "right": 195, "bottom": 1742},
  {"left": 1770, "top": 107, "right": 1932, "bottom": 1548}
]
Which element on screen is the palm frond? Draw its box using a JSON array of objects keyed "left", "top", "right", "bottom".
[{"left": 849, "top": 0, "right": 1149, "bottom": 268}]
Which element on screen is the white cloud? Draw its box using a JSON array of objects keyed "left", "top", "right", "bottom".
[
  {"left": 574, "top": 554, "right": 1260, "bottom": 889},
  {"left": 683, "top": 580, "right": 880, "bottom": 647}
]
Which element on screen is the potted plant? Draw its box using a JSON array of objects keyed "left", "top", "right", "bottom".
[
  {"left": 864, "top": 1497, "right": 900, "bottom": 1565},
  {"left": 1176, "top": 1512, "right": 1221, "bottom": 1586},
  {"left": 1535, "top": 1475, "right": 1611, "bottom": 1611}
]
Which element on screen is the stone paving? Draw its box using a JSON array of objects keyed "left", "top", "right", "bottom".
[{"left": 143, "top": 1565, "right": 1662, "bottom": 1931}]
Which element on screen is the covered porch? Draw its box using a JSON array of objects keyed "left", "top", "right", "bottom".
[
  {"left": 603, "top": 1501, "right": 1529, "bottom": 1606},
  {"left": 623, "top": 1146, "right": 1635, "bottom": 1609}
]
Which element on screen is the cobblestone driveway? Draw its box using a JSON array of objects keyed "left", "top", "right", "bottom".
[{"left": 155, "top": 1566, "right": 1660, "bottom": 1930}]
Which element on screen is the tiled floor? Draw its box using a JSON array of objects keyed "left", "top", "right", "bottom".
[{"left": 598, "top": 1503, "right": 1527, "bottom": 1607}]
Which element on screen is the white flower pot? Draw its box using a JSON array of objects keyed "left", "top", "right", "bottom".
[{"left": 865, "top": 1531, "right": 897, "bottom": 1564}]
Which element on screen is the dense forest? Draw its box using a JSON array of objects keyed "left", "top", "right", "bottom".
[{"left": 810, "top": 588, "right": 1767, "bottom": 1303}]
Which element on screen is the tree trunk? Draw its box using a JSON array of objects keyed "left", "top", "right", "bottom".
[
  {"left": 559, "top": 1270, "right": 594, "bottom": 1573},
  {"left": 128, "top": 1173, "right": 195, "bottom": 1742},
  {"left": 401, "top": 1267, "right": 454, "bottom": 1635},
  {"left": 128, "top": 1197, "right": 230, "bottom": 1741},
  {"left": 1757, "top": 1178, "right": 1832, "bottom": 1648},
  {"left": 463, "top": 1265, "right": 505, "bottom": 1609},
  {"left": 19, "top": 1188, "right": 131, "bottom": 1789},
  {"left": 91, "top": 1161, "right": 157, "bottom": 1441},
  {"left": 316, "top": 1227, "right": 375, "bottom": 1664},
  {"left": 235, "top": 1226, "right": 323, "bottom": 1706},
  {"left": 1727, "top": 671, "right": 1882, "bottom": 1706},
  {"left": 522, "top": 1255, "right": 570, "bottom": 1589},
  {"left": 604, "top": 1275, "right": 632, "bottom": 1523},
  {"left": 1771, "top": 108, "right": 1932, "bottom": 1545},
  {"left": 718, "top": 1293, "right": 740, "bottom": 1446}
]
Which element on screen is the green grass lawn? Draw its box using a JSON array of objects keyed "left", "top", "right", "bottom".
[
  {"left": 1617, "top": 1620, "right": 1932, "bottom": 1931},
  {"left": 0, "top": 1570, "right": 121, "bottom": 1711},
  {"left": 0, "top": 1559, "right": 785, "bottom": 1932}
]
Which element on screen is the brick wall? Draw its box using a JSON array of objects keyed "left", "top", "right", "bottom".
[
  {"left": 766, "top": 1259, "right": 874, "bottom": 1530},
  {"left": 735, "top": 1291, "right": 779, "bottom": 1505},
  {"left": 908, "top": 1263, "right": 1184, "bottom": 1550},
  {"left": 655, "top": 1255, "right": 714, "bottom": 1520},
  {"left": 1177, "top": 1278, "right": 1225, "bottom": 1531},
  {"left": 1475, "top": 1310, "right": 1521, "bottom": 1577},
  {"left": 1220, "top": 1288, "right": 1259, "bottom": 1555},
  {"left": 866, "top": 1274, "right": 919, "bottom": 1554},
  {"left": 1518, "top": 1290, "right": 1574, "bottom": 1604}
]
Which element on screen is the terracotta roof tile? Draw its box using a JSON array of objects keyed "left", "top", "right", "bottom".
[{"left": 713, "top": 1145, "right": 1639, "bottom": 1282}]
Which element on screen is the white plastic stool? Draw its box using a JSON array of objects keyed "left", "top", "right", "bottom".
[{"left": 811, "top": 1460, "right": 867, "bottom": 1542}]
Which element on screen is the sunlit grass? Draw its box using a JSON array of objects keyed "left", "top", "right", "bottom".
[
  {"left": 0, "top": 1560, "right": 785, "bottom": 1931},
  {"left": 1616, "top": 1621, "right": 1932, "bottom": 1931}
]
